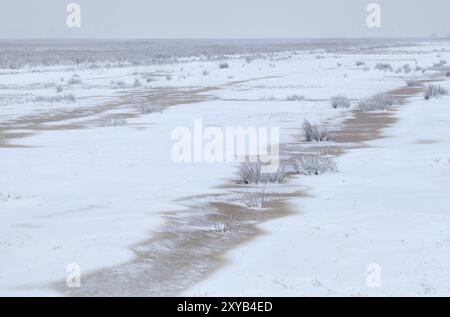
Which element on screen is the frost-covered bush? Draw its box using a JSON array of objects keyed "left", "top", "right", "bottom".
[
  {"left": 302, "top": 120, "right": 332, "bottom": 142},
  {"left": 238, "top": 189, "right": 271, "bottom": 208},
  {"left": 56, "top": 85, "right": 63, "bottom": 93},
  {"left": 99, "top": 116, "right": 127, "bottom": 127},
  {"left": 433, "top": 60, "right": 447, "bottom": 67},
  {"left": 257, "top": 95, "right": 277, "bottom": 101},
  {"left": 405, "top": 79, "right": 422, "bottom": 87},
  {"left": 375, "top": 63, "right": 393, "bottom": 72},
  {"left": 285, "top": 94, "right": 305, "bottom": 101},
  {"left": 0, "top": 93, "right": 28, "bottom": 106},
  {"left": 67, "top": 76, "right": 82, "bottom": 85},
  {"left": 111, "top": 80, "right": 127, "bottom": 88},
  {"left": 356, "top": 60, "right": 365, "bottom": 66},
  {"left": 218, "top": 62, "right": 229, "bottom": 69},
  {"left": 237, "top": 162, "right": 286, "bottom": 184},
  {"left": 330, "top": 95, "right": 351, "bottom": 109},
  {"left": 133, "top": 78, "right": 142, "bottom": 87},
  {"left": 141, "top": 104, "right": 163, "bottom": 114},
  {"left": 424, "top": 84, "right": 448, "bottom": 100},
  {"left": 292, "top": 153, "right": 337, "bottom": 176},
  {"left": 358, "top": 94, "right": 396, "bottom": 111},
  {"left": 396, "top": 64, "right": 411, "bottom": 73}
]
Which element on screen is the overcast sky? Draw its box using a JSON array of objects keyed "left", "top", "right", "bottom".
[{"left": 0, "top": 0, "right": 449, "bottom": 39}]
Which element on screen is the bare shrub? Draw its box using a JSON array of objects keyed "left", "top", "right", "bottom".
[
  {"left": 219, "top": 62, "right": 229, "bottom": 69},
  {"left": 99, "top": 116, "right": 127, "bottom": 127},
  {"left": 424, "top": 84, "right": 449, "bottom": 100},
  {"left": 238, "top": 189, "right": 271, "bottom": 209},
  {"left": 358, "top": 94, "right": 396, "bottom": 112},
  {"left": 237, "top": 162, "right": 286, "bottom": 184},
  {"left": 56, "top": 85, "right": 63, "bottom": 93},
  {"left": 375, "top": 63, "right": 393, "bottom": 72},
  {"left": 285, "top": 94, "right": 305, "bottom": 101},
  {"left": 292, "top": 153, "right": 337, "bottom": 176},
  {"left": 303, "top": 120, "right": 332, "bottom": 142},
  {"left": 211, "top": 215, "right": 235, "bottom": 233},
  {"left": 330, "top": 95, "right": 351, "bottom": 109},
  {"left": 356, "top": 60, "right": 365, "bottom": 66},
  {"left": 202, "top": 70, "right": 210, "bottom": 76}
]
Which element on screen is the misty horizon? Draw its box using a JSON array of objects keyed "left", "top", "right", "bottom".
[{"left": 1, "top": 0, "right": 450, "bottom": 39}]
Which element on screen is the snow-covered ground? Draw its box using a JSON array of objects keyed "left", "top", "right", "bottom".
[
  {"left": 1, "top": 40, "right": 450, "bottom": 296},
  {"left": 186, "top": 79, "right": 450, "bottom": 297}
]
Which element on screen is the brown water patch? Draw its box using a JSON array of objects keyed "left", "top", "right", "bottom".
[
  {"left": 332, "top": 76, "right": 445, "bottom": 148},
  {"left": 0, "top": 87, "right": 214, "bottom": 148},
  {"left": 0, "top": 76, "right": 279, "bottom": 148},
  {"left": 51, "top": 190, "right": 299, "bottom": 296}
]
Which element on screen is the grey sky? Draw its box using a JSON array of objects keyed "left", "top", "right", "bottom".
[{"left": 0, "top": 0, "right": 449, "bottom": 39}]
